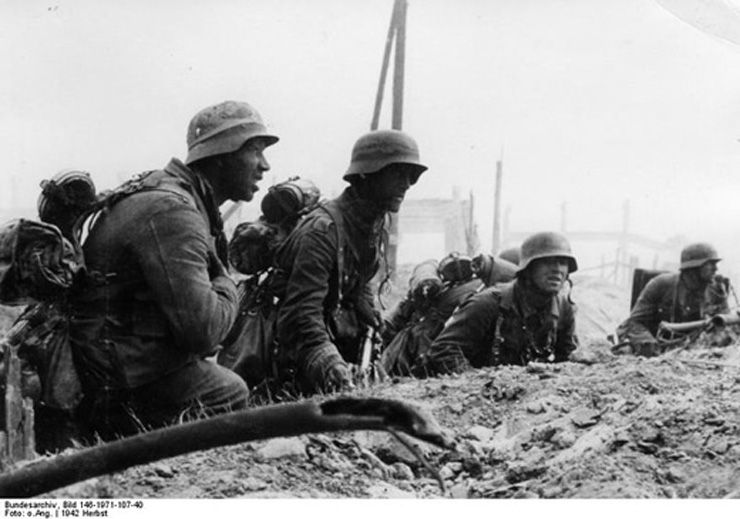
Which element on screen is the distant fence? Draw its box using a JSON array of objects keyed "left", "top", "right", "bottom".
[
  {"left": 501, "top": 201, "right": 684, "bottom": 289},
  {"left": 575, "top": 258, "right": 639, "bottom": 288}
]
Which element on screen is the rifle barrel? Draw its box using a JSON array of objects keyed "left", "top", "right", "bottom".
[
  {"left": 658, "top": 319, "right": 707, "bottom": 334},
  {"left": 711, "top": 312, "right": 740, "bottom": 327},
  {"left": 659, "top": 311, "right": 740, "bottom": 335}
]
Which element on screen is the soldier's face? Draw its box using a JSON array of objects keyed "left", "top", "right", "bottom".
[
  {"left": 366, "top": 165, "right": 418, "bottom": 212},
  {"left": 529, "top": 257, "right": 570, "bottom": 294},
  {"left": 699, "top": 261, "right": 719, "bottom": 283},
  {"left": 225, "top": 138, "right": 270, "bottom": 202}
]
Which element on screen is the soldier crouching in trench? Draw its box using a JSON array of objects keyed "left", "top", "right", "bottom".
[
  {"left": 68, "top": 100, "right": 278, "bottom": 440},
  {"left": 412, "top": 231, "right": 579, "bottom": 376},
  {"left": 615, "top": 242, "right": 729, "bottom": 357},
  {"left": 379, "top": 251, "right": 518, "bottom": 377},
  {"left": 269, "top": 129, "right": 428, "bottom": 394}
]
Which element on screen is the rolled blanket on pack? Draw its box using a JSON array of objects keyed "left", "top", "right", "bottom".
[{"left": 0, "top": 219, "right": 82, "bottom": 306}]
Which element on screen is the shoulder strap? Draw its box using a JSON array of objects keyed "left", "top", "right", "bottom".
[
  {"left": 79, "top": 170, "right": 196, "bottom": 288},
  {"left": 486, "top": 287, "right": 509, "bottom": 365},
  {"left": 81, "top": 170, "right": 185, "bottom": 239},
  {"left": 318, "top": 201, "right": 346, "bottom": 305},
  {"left": 491, "top": 311, "right": 505, "bottom": 366},
  {"left": 670, "top": 274, "right": 681, "bottom": 322},
  {"left": 491, "top": 286, "right": 510, "bottom": 366}
]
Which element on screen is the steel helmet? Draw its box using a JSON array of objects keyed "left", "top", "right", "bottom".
[
  {"left": 185, "top": 100, "right": 279, "bottom": 165},
  {"left": 37, "top": 169, "right": 97, "bottom": 224},
  {"left": 517, "top": 231, "right": 578, "bottom": 275},
  {"left": 497, "top": 246, "right": 521, "bottom": 266},
  {"left": 680, "top": 242, "right": 720, "bottom": 270},
  {"left": 343, "top": 129, "right": 427, "bottom": 182}
]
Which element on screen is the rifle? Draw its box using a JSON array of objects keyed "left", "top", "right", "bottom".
[
  {"left": 657, "top": 311, "right": 740, "bottom": 340},
  {"left": 355, "top": 328, "right": 386, "bottom": 387}
]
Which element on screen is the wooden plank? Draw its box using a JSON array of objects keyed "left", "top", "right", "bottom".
[
  {"left": 0, "top": 345, "right": 7, "bottom": 433},
  {"left": 22, "top": 398, "right": 35, "bottom": 459},
  {"left": 5, "top": 346, "right": 24, "bottom": 462},
  {"left": 0, "top": 431, "right": 7, "bottom": 470}
]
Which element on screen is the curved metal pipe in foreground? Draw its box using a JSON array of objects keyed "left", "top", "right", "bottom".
[{"left": 0, "top": 397, "right": 456, "bottom": 498}]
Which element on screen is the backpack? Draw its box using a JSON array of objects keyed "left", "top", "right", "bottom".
[
  {"left": 0, "top": 219, "right": 83, "bottom": 308},
  {"left": 0, "top": 171, "right": 98, "bottom": 415},
  {"left": 217, "top": 177, "right": 321, "bottom": 389},
  {"left": 0, "top": 169, "right": 199, "bottom": 413}
]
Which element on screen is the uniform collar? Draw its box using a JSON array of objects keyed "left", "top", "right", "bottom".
[
  {"left": 164, "top": 157, "right": 227, "bottom": 262},
  {"left": 336, "top": 188, "right": 386, "bottom": 236}
]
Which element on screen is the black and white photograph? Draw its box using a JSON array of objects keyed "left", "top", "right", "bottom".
[{"left": 1, "top": 0, "right": 740, "bottom": 510}]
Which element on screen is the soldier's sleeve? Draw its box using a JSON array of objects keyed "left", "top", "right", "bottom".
[
  {"left": 275, "top": 220, "right": 345, "bottom": 383},
  {"left": 417, "top": 289, "right": 499, "bottom": 376},
  {"left": 134, "top": 196, "right": 238, "bottom": 355},
  {"left": 616, "top": 277, "right": 663, "bottom": 345},
  {"left": 355, "top": 281, "right": 380, "bottom": 329}
]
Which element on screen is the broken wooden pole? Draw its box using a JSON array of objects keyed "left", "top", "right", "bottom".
[
  {"left": 0, "top": 397, "right": 455, "bottom": 498},
  {"left": 1, "top": 336, "right": 35, "bottom": 469}
]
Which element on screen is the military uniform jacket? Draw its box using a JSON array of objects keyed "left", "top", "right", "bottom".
[
  {"left": 273, "top": 188, "right": 382, "bottom": 383},
  {"left": 616, "top": 271, "right": 729, "bottom": 345},
  {"left": 420, "top": 280, "right": 578, "bottom": 375},
  {"left": 70, "top": 158, "right": 238, "bottom": 390}
]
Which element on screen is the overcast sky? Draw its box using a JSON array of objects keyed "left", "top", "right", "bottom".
[{"left": 2, "top": 0, "right": 740, "bottom": 275}]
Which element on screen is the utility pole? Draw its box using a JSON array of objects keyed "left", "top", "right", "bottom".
[
  {"left": 371, "top": 1, "right": 400, "bottom": 131},
  {"left": 560, "top": 201, "right": 568, "bottom": 233},
  {"left": 466, "top": 190, "right": 477, "bottom": 256},
  {"left": 491, "top": 156, "right": 503, "bottom": 255},
  {"left": 371, "top": 0, "right": 408, "bottom": 281},
  {"left": 620, "top": 199, "right": 631, "bottom": 287},
  {"left": 392, "top": 0, "right": 406, "bottom": 130},
  {"left": 371, "top": 0, "right": 406, "bottom": 132}
]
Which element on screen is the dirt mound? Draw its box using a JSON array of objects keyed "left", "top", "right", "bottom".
[{"left": 20, "top": 331, "right": 740, "bottom": 499}]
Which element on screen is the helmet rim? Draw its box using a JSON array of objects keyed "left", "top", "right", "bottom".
[
  {"left": 184, "top": 101, "right": 279, "bottom": 165},
  {"left": 343, "top": 129, "right": 427, "bottom": 180},
  {"left": 517, "top": 231, "right": 578, "bottom": 274}
]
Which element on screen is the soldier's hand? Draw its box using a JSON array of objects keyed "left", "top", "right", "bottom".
[
  {"left": 633, "top": 341, "right": 661, "bottom": 357},
  {"left": 323, "top": 361, "right": 355, "bottom": 393}
]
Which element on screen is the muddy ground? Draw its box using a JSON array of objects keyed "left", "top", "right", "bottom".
[{"left": 3, "top": 275, "right": 740, "bottom": 499}]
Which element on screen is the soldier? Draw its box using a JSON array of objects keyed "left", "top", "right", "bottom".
[
  {"left": 380, "top": 255, "right": 479, "bottom": 376},
  {"left": 415, "top": 232, "right": 579, "bottom": 376},
  {"left": 273, "top": 129, "right": 427, "bottom": 393},
  {"left": 616, "top": 242, "right": 729, "bottom": 356},
  {"left": 69, "top": 101, "right": 277, "bottom": 439},
  {"left": 381, "top": 252, "right": 518, "bottom": 376}
]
